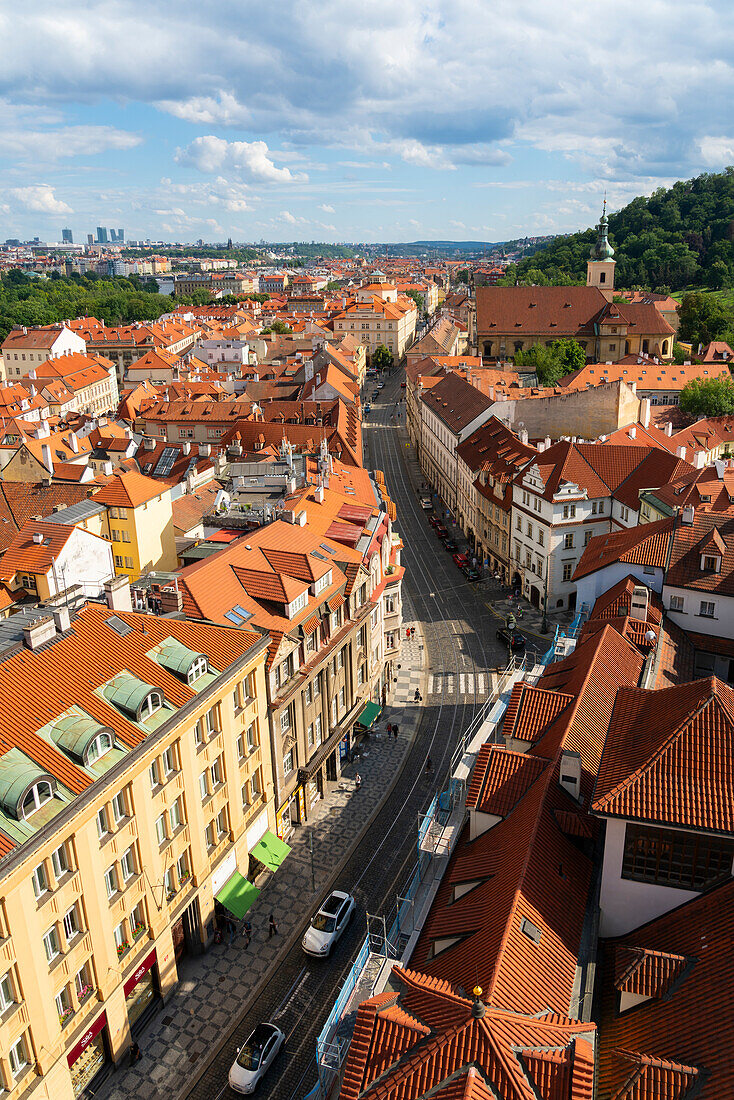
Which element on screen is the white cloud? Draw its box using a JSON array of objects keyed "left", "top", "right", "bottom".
[
  {"left": 0, "top": 125, "right": 141, "bottom": 162},
  {"left": 175, "top": 136, "right": 304, "bottom": 184},
  {"left": 280, "top": 210, "right": 298, "bottom": 224},
  {"left": 318, "top": 203, "right": 335, "bottom": 213},
  {"left": 9, "top": 185, "right": 72, "bottom": 214},
  {"left": 156, "top": 91, "right": 252, "bottom": 127},
  {"left": 699, "top": 136, "right": 734, "bottom": 166}
]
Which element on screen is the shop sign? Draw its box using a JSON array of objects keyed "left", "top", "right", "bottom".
[
  {"left": 66, "top": 1011, "right": 107, "bottom": 1067},
  {"left": 123, "top": 950, "right": 157, "bottom": 997}
]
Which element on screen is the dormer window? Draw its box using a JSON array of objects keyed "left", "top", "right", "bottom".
[
  {"left": 313, "top": 570, "right": 332, "bottom": 596},
  {"left": 187, "top": 656, "right": 208, "bottom": 684},
  {"left": 701, "top": 554, "right": 721, "bottom": 573},
  {"left": 22, "top": 781, "right": 53, "bottom": 820},
  {"left": 86, "top": 733, "right": 113, "bottom": 765}
]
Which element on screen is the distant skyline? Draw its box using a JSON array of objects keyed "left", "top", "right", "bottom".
[{"left": 1, "top": 1, "right": 733, "bottom": 244}]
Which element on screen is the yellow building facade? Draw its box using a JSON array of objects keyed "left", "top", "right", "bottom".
[
  {"left": 0, "top": 603, "right": 272, "bottom": 1100},
  {"left": 93, "top": 472, "right": 177, "bottom": 579}
]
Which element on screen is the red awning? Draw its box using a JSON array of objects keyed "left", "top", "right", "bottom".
[
  {"left": 123, "top": 949, "right": 157, "bottom": 997},
  {"left": 67, "top": 1011, "right": 108, "bottom": 1067}
]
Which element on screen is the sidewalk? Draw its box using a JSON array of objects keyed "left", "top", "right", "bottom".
[
  {"left": 98, "top": 600, "right": 426, "bottom": 1100},
  {"left": 482, "top": 578, "right": 573, "bottom": 644}
]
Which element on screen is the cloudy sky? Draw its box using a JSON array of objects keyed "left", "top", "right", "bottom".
[{"left": 1, "top": 0, "right": 733, "bottom": 244}]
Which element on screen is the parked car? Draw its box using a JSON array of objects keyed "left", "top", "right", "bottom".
[
  {"left": 376, "top": 382, "right": 385, "bottom": 390},
  {"left": 462, "top": 566, "right": 481, "bottom": 581},
  {"left": 364, "top": 403, "right": 372, "bottom": 413},
  {"left": 452, "top": 552, "right": 470, "bottom": 568},
  {"left": 400, "top": 381, "right": 406, "bottom": 389},
  {"left": 302, "top": 891, "right": 356, "bottom": 956},
  {"left": 228, "top": 1023, "right": 285, "bottom": 1094},
  {"left": 420, "top": 496, "right": 433, "bottom": 510},
  {"left": 434, "top": 523, "right": 448, "bottom": 538},
  {"left": 443, "top": 538, "right": 458, "bottom": 552},
  {"left": 428, "top": 515, "right": 442, "bottom": 528},
  {"left": 496, "top": 626, "right": 526, "bottom": 652}
]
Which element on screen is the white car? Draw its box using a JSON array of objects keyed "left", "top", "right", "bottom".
[
  {"left": 302, "top": 891, "right": 356, "bottom": 956},
  {"left": 228, "top": 1022, "right": 285, "bottom": 1094}
]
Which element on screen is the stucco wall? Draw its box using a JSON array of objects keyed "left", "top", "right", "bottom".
[{"left": 490, "top": 380, "right": 640, "bottom": 441}]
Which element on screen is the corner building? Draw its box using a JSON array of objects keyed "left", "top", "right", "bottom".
[{"left": 0, "top": 603, "right": 271, "bottom": 1099}]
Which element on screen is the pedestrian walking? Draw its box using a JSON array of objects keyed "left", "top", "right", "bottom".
[
  {"left": 268, "top": 914, "right": 278, "bottom": 938},
  {"left": 241, "top": 920, "right": 252, "bottom": 949},
  {"left": 355, "top": 772, "right": 362, "bottom": 790},
  {"left": 414, "top": 689, "right": 422, "bottom": 702},
  {"left": 130, "top": 1042, "right": 142, "bottom": 1065},
  {"left": 425, "top": 755, "right": 433, "bottom": 775},
  {"left": 393, "top": 723, "right": 399, "bottom": 740},
  {"left": 386, "top": 722, "right": 393, "bottom": 737}
]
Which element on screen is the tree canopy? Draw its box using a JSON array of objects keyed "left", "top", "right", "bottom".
[
  {"left": 511, "top": 168, "right": 734, "bottom": 292},
  {"left": 371, "top": 344, "right": 393, "bottom": 371},
  {"left": 0, "top": 271, "right": 180, "bottom": 341},
  {"left": 678, "top": 291, "right": 734, "bottom": 347},
  {"left": 514, "top": 338, "right": 586, "bottom": 387},
  {"left": 679, "top": 375, "right": 734, "bottom": 418}
]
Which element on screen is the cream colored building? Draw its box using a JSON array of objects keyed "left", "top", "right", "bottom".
[
  {"left": 0, "top": 598, "right": 272, "bottom": 1100},
  {"left": 332, "top": 274, "right": 417, "bottom": 363}
]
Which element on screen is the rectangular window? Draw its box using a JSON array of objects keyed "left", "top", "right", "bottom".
[
  {"left": 584, "top": 530, "right": 593, "bottom": 546},
  {"left": 63, "top": 905, "right": 81, "bottom": 941},
  {"left": 170, "top": 798, "right": 183, "bottom": 830},
  {"left": 703, "top": 555, "right": 719, "bottom": 571},
  {"left": 121, "top": 846, "right": 136, "bottom": 881},
  {"left": 113, "top": 920, "right": 128, "bottom": 952},
  {"left": 622, "top": 822, "right": 734, "bottom": 890},
  {"left": 97, "top": 806, "right": 109, "bottom": 839},
  {"left": 307, "top": 723, "right": 314, "bottom": 749},
  {"left": 246, "top": 721, "right": 257, "bottom": 752},
  {"left": 537, "top": 529, "right": 544, "bottom": 547},
  {"left": 280, "top": 709, "right": 291, "bottom": 734},
  {"left": 205, "top": 823, "right": 216, "bottom": 850},
  {"left": 516, "top": 516, "right": 522, "bottom": 531},
  {"left": 216, "top": 808, "right": 228, "bottom": 837},
  {"left": 43, "top": 926, "right": 60, "bottom": 963},
  {"left": 232, "top": 686, "right": 241, "bottom": 711},
  {"left": 205, "top": 706, "right": 218, "bottom": 735},
  {"left": 199, "top": 771, "right": 208, "bottom": 801},
  {"left": 314, "top": 715, "right": 322, "bottom": 746},
  {"left": 564, "top": 533, "right": 574, "bottom": 549},
  {"left": 251, "top": 769, "right": 262, "bottom": 799},
  {"left": 176, "top": 852, "right": 190, "bottom": 884},
  {"left": 562, "top": 504, "right": 576, "bottom": 519},
  {"left": 75, "top": 964, "right": 92, "bottom": 1002},
  {"left": 124, "top": 556, "right": 133, "bottom": 569},
  {"left": 670, "top": 595, "right": 684, "bottom": 611},
  {"left": 700, "top": 601, "right": 716, "bottom": 617},
  {"left": 149, "top": 760, "right": 160, "bottom": 790},
  {"left": 0, "top": 971, "right": 15, "bottom": 1012},
  {"left": 194, "top": 718, "right": 205, "bottom": 746},
  {"left": 162, "top": 745, "right": 176, "bottom": 776},
  {"left": 283, "top": 749, "right": 294, "bottom": 777},
  {"left": 32, "top": 862, "right": 48, "bottom": 899},
  {"left": 562, "top": 563, "right": 573, "bottom": 583},
  {"left": 526, "top": 521, "right": 532, "bottom": 537},
  {"left": 338, "top": 687, "right": 346, "bottom": 714},
  {"left": 155, "top": 814, "right": 168, "bottom": 846},
  {"left": 236, "top": 734, "right": 245, "bottom": 761},
  {"left": 210, "top": 757, "right": 222, "bottom": 788},
  {"left": 8, "top": 1034, "right": 28, "bottom": 1079},
  {"left": 111, "top": 791, "right": 126, "bottom": 823},
  {"left": 104, "top": 865, "right": 118, "bottom": 898}
]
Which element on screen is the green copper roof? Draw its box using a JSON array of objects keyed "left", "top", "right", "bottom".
[
  {"left": 0, "top": 749, "right": 53, "bottom": 820},
  {"left": 48, "top": 707, "right": 113, "bottom": 764},
  {"left": 589, "top": 205, "right": 615, "bottom": 261},
  {"left": 154, "top": 638, "right": 207, "bottom": 679},
  {"left": 101, "top": 672, "right": 161, "bottom": 721}
]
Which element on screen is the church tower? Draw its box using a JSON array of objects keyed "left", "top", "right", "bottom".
[{"left": 586, "top": 198, "right": 616, "bottom": 300}]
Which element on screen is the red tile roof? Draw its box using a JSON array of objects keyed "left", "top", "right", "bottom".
[
  {"left": 476, "top": 286, "right": 608, "bottom": 339},
  {"left": 573, "top": 518, "right": 674, "bottom": 581},
  {"left": 467, "top": 745, "right": 548, "bottom": 817},
  {"left": 93, "top": 470, "right": 166, "bottom": 508},
  {"left": 592, "top": 676, "right": 734, "bottom": 832},
  {"left": 502, "top": 682, "right": 574, "bottom": 744},
  {"left": 665, "top": 512, "right": 734, "bottom": 595},
  {"left": 421, "top": 372, "right": 494, "bottom": 433}
]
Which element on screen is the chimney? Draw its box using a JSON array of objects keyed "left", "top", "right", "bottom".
[
  {"left": 694, "top": 450, "right": 706, "bottom": 469},
  {"left": 676, "top": 445, "right": 687, "bottom": 460},
  {"left": 104, "top": 575, "right": 132, "bottom": 612},
  {"left": 665, "top": 421, "right": 673, "bottom": 436},
  {"left": 42, "top": 443, "right": 53, "bottom": 473},
  {"left": 102, "top": 460, "right": 113, "bottom": 475},
  {"left": 32, "top": 531, "right": 43, "bottom": 545},
  {"left": 23, "top": 615, "right": 56, "bottom": 651},
  {"left": 628, "top": 426, "right": 636, "bottom": 439},
  {"left": 199, "top": 443, "right": 211, "bottom": 457},
  {"left": 559, "top": 750, "right": 581, "bottom": 802},
  {"left": 681, "top": 504, "right": 695, "bottom": 525},
  {"left": 70, "top": 434, "right": 79, "bottom": 454},
  {"left": 51, "top": 606, "right": 71, "bottom": 633},
  {"left": 314, "top": 485, "right": 325, "bottom": 503},
  {"left": 640, "top": 398, "right": 651, "bottom": 429},
  {"left": 544, "top": 436, "right": 551, "bottom": 449},
  {"left": 630, "top": 585, "right": 649, "bottom": 622},
  {"left": 518, "top": 428, "right": 529, "bottom": 446},
  {"left": 182, "top": 441, "right": 191, "bottom": 456},
  {"left": 143, "top": 436, "right": 156, "bottom": 451}
]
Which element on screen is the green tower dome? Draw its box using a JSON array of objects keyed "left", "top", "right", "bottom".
[{"left": 589, "top": 200, "right": 615, "bottom": 260}]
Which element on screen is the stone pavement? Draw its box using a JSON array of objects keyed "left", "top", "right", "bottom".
[
  {"left": 482, "top": 579, "right": 573, "bottom": 649},
  {"left": 97, "top": 599, "right": 426, "bottom": 1100}
]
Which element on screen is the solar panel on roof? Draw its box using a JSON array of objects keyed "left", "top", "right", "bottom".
[
  {"left": 105, "top": 614, "right": 133, "bottom": 637},
  {"left": 225, "top": 610, "right": 244, "bottom": 625},
  {"left": 154, "top": 447, "right": 178, "bottom": 476}
]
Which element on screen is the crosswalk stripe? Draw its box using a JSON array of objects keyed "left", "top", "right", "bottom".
[
  {"left": 446, "top": 675, "right": 454, "bottom": 693},
  {"left": 459, "top": 674, "right": 466, "bottom": 693},
  {"left": 477, "top": 673, "right": 486, "bottom": 694}
]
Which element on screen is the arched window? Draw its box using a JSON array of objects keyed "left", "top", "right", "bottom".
[
  {"left": 662, "top": 340, "right": 669, "bottom": 356},
  {"left": 86, "top": 732, "right": 113, "bottom": 765},
  {"left": 140, "top": 692, "right": 163, "bottom": 721},
  {"left": 22, "top": 781, "right": 53, "bottom": 819},
  {"left": 187, "top": 657, "right": 208, "bottom": 685}
]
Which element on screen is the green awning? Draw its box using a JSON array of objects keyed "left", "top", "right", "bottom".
[
  {"left": 250, "top": 829, "right": 291, "bottom": 872},
  {"left": 356, "top": 701, "right": 381, "bottom": 728},
  {"left": 216, "top": 871, "right": 260, "bottom": 919}
]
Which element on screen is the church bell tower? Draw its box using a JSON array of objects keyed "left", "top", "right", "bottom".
[{"left": 586, "top": 198, "right": 616, "bottom": 301}]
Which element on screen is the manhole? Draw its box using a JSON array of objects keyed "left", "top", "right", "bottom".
[
  {"left": 219, "top": 975, "right": 227, "bottom": 983},
  {"left": 162, "top": 1015, "right": 173, "bottom": 1026}
]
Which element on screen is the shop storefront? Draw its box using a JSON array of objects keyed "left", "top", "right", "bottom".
[
  {"left": 67, "top": 1011, "right": 110, "bottom": 1097},
  {"left": 275, "top": 786, "right": 304, "bottom": 840},
  {"left": 307, "top": 777, "right": 322, "bottom": 809},
  {"left": 124, "top": 950, "right": 160, "bottom": 1035}
]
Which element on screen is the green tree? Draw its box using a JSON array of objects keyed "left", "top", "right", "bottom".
[
  {"left": 672, "top": 342, "right": 688, "bottom": 364},
  {"left": 679, "top": 291, "right": 734, "bottom": 346},
  {"left": 371, "top": 344, "right": 393, "bottom": 372},
  {"left": 269, "top": 319, "right": 292, "bottom": 334},
  {"left": 326, "top": 280, "right": 341, "bottom": 291},
  {"left": 455, "top": 269, "right": 469, "bottom": 285},
  {"left": 514, "top": 338, "right": 585, "bottom": 387},
  {"left": 679, "top": 375, "right": 734, "bottom": 418}
]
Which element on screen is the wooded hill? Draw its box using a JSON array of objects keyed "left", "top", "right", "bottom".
[{"left": 508, "top": 168, "right": 734, "bottom": 292}]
